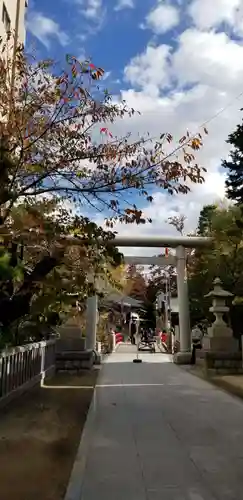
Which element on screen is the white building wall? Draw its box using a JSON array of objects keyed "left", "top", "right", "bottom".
[{"left": 0, "top": 0, "right": 27, "bottom": 44}]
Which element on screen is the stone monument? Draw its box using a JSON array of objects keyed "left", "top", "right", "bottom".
[
  {"left": 57, "top": 303, "right": 86, "bottom": 350},
  {"left": 203, "top": 277, "right": 238, "bottom": 352}
]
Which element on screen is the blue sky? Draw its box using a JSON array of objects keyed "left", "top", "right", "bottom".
[
  {"left": 27, "top": 0, "right": 174, "bottom": 92},
  {"left": 25, "top": 0, "right": 243, "bottom": 251},
  {"left": 26, "top": 0, "right": 181, "bottom": 222}
]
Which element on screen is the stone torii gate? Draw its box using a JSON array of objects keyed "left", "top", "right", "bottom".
[{"left": 85, "top": 235, "right": 212, "bottom": 364}]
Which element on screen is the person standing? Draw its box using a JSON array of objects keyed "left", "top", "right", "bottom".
[
  {"left": 130, "top": 319, "right": 137, "bottom": 345},
  {"left": 161, "top": 329, "right": 168, "bottom": 352},
  {"left": 191, "top": 324, "right": 203, "bottom": 364}
]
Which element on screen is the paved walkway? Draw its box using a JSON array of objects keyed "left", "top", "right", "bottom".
[{"left": 66, "top": 345, "right": 243, "bottom": 500}]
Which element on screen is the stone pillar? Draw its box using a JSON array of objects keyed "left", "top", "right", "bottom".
[
  {"left": 175, "top": 325, "right": 180, "bottom": 342},
  {"left": 86, "top": 294, "right": 98, "bottom": 351},
  {"left": 174, "top": 245, "right": 191, "bottom": 364},
  {"left": 57, "top": 303, "right": 83, "bottom": 342}
]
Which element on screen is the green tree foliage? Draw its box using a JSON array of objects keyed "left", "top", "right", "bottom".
[
  {"left": 188, "top": 203, "right": 243, "bottom": 324},
  {"left": 223, "top": 118, "right": 243, "bottom": 203},
  {"left": 197, "top": 204, "right": 217, "bottom": 235},
  {"left": 0, "top": 199, "right": 123, "bottom": 343}
]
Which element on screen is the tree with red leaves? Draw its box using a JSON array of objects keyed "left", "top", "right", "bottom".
[{"left": 0, "top": 36, "right": 207, "bottom": 333}]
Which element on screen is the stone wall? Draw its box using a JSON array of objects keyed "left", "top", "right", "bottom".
[
  {"left": 55, "top": 337, "right": 95, "bottom": 371},
  {"left": 56, "top": 338, "right": 86, "bottom": 352},
  {"left": 197, "top": 351, "right": 243, "bottom": 375},
  {"left": 55, "top": 351, "right": 95, "bottom": 371}
]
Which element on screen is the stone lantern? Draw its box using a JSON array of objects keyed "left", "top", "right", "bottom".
[{"left": 203, "top": 277, "right": 238, "bottom": 352}]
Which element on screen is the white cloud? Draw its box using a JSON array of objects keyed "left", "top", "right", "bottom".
[
  {"left": 77, "top": 47, "right": 86, "bottom": 60},
  {"left": 188, "top": 0, "right": 241, "bottom": 31},
  {"left": 173, "top": 29, "right": 243, "bottom": 92},
  {"left": 124, "top": 44, "right": 172, "bottom": 96},
  {"left": 103, "top": 71, "right": 111, "bottom": 81},
  {"left": 114, "top": 0, "right": 134, "bottom": 11},
  {"left": 73, "top": 0, "right": 103, "bottom": 20},
  {"left": 72, "top": 0, "right": 105, "bottom": 34},
  {"left": 104, "top": 25, "right": 243, "bottom": 255},
  {"left": 83, "top": 0, "right": 103, "bottom": 20},
  {"left": 144, "top": 2, "right": 180, "bottom": 35},
  {"left": 27, "top": 11, "right": 69, "bottom": 48}
]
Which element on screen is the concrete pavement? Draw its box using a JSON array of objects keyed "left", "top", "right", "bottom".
[{"left": 65, "top": 345, "right": 243, "bottom": 500}]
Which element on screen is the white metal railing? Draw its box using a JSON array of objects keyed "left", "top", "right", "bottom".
[{"left": 0, "top": 340, "right": 56, "bottom": 407}]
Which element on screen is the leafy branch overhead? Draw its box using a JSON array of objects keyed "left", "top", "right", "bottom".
[
  {"left": 0, "top": 39, "right": 207, "bottom": 226},
  {"left": 0, "top": 199, "right": 124, "bottom": 330}
]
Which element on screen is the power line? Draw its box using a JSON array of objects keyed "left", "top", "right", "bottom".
[{"left": 200, "top": 89, "right": 243, "bottom": 130}]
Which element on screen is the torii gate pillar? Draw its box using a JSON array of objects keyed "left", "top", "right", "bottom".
[
  {"left": 174, "top": 245, "right": 191, "bottom": 364},
  {"left": 86, "top": 295, "right": 98, "bottom": 351}
]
